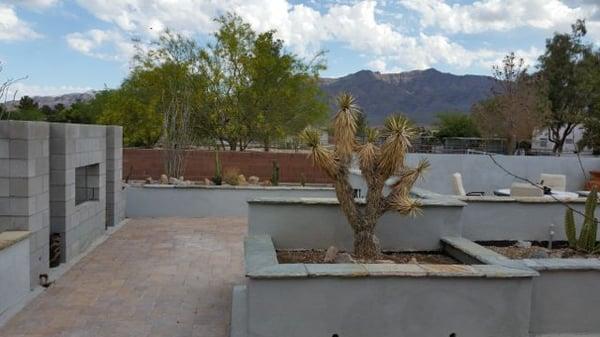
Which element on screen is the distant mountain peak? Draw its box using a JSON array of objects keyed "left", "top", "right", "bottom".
[{"left": 319, "top": 68, "right": 495, "bottom": 125}]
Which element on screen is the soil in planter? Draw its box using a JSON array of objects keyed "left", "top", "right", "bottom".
[
  {"left": 480, "top": 241, "right": 600, "bottom": 259},
  {"left": 276, "top": 249, "right": 461, "bottom": 264}
]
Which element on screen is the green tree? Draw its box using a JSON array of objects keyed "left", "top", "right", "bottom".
[
  {"left": 435, "top": 112, "right": 480, "bottom": 138},
  {"left": 538, "top": 19, "right": 592, "bottom": 153},
  {"left": 11, "top": 96, "right": 44, "bottom": 121},
  {"left": 577, "top": 50, "right": 600, "bottom": 153}
]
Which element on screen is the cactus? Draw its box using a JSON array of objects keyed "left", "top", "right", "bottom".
[
  {"left": 271, "top": 160, "right": 280, "bottom": 186},
  {"left": 211, "top": 150, "right": 222, "bottom": 185},
  {"left": 564, "top": 186, "right": 599, "bottom": 253}
]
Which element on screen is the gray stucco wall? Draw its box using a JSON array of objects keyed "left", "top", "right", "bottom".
[
  {"left": 529, "top": 270, "right": 600, "bottom": 336},
  {"left": 125, "top": 185, "right": 336, "bottom": 218},
  {"left": 0, "top": 121, "right": 50, "bottom": 286},
  {"left": 405, "top": 153, "right": 600, "bottom": 194},
  {"left": 461, "top": 198, "right": 596, "bottom": 241},
  {"left": 246, "top": 277, "right": 532, "bottom": 337},
  {"left": 0, "top": 239, "right": 30, "bottom": 316},
  {"left": 50, "top": 124, "right": 107, "bottom": 262},
  {"left": 248, "top": 200, "right": 464, "bottom": 251}
]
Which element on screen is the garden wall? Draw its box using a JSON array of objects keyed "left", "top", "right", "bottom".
[
  {"left": 123, "top": 149, "right": 600, "bottom": 192},
  {"left": 125, "top": 185, "right": 336, "bottom": 218},
  {"left": 123, "top": 148, "right": 330, "bottom": 183}
]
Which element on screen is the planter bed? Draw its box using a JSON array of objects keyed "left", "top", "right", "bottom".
[
  {"left": 480, "top": 240, "right": 600, "bottom": 259},
  {"left": 248, "top": 195, "right": 466, "bottom": 252},
  {"left": 232, "top": 235, "right": 536, "bottom": 337},
  {"left": 454, "top": 239, "right": 600, "bottom": 336}
]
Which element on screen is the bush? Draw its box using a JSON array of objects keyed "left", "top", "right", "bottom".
[{"left": 223, "top": 167, "right": 241, "bottom": 185}]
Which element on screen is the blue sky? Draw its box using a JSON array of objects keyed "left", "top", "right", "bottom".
[{"left": 0, "top": 0, "right": 599, "bottom": 98}]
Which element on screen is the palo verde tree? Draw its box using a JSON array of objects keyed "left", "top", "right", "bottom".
[{"left": 300, "top": 93, "right": 429, "bottom": 259}]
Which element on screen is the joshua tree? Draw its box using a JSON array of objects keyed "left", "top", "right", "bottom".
[{"left": 301, "top": 93, "right": 429, "bottom": 259}]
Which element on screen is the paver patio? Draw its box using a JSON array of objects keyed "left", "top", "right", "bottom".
[{"left": 0, "top": 217, "right": 246, "bottom": 337}]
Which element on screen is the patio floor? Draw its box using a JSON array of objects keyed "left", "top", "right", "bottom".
[{"left": 0, "top": 217, "right": 246, "bottom": 337}]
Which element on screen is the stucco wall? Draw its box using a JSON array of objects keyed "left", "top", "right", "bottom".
[
  {"left": 125, "top": 185, "right": 336, "bottom": 218},
  {"left": 246, "top": 277, "right": 532, "bottom": 337},
  {"left": 0, "top": 239, "right": 30, "bottom": 317},
  {"left": 529, "top": 270, "right": 600, "bottom": 335},
  {"left": 461, "top": 198, "right": 596, "bottom": 241},
  {"left": 248, "top": 199, "right": 464, "bottom": 251},
  {"left": 407, "top": 153, "right": 599, "bottom": 194}
]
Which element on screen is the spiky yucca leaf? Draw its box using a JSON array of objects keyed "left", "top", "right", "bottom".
[
  {"left": 389, "top": 194, "right": 422, "bottom": 217},
  {"left": 380, "top": 115, "right": 416, "bottom": 177},
  {"left": 333, "top": 93, "right": 359, "bottom": 159},
  {"left": 365, "top": 127, "right": 379, "bottom": 144},
  {"left": 300, "top": 127, "right": 338, "bottom": 177},
  {"left": 392, "top": 159, "right": 430, "bottom": 195}
]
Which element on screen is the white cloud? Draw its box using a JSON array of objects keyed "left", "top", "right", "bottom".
[
  {"left": 0, "top": 4, "right": 42, "bottom": 41},
  {"left": 7, "top": 0, "right": 59, "bottom": 10},
  {"left": 400, "top": 0, "right": 597, "bottom": 34},
  {"left": 67, "top": 0, "right": 559, "bottom": 73},
  {"left": 65, "top": 29, "right": 136, "bottom": 61}
]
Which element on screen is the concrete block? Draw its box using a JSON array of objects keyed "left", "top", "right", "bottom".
[
  {"left": 0, "top": 178, "right": 8, "bottom": 197},
  {"left": 0, "top": 159, "right": 9, "bottom": 177},
  {"left": 0, "top": 139, "right": 9, "bottom": 158}
]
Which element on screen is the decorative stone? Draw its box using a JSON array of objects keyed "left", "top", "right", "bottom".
[
  {"left": 204, "top": 178, "right": 213, "bottom": 185},
  {"left": 168, "top": 177, "right": 180, "bottom": 185},
  {"left": 515, "top": 240, "right": 532, "bottom": 248},
  {"left": 145, "top": 177, "right": 153, "bottom": 184},
  {"left": 238, "top": 174, "right": 248, "bottom": 186},
  {"left": 334, "top": 252, "right": 355, "bottom": 264},
  {"left": 531, "top": 250, "right": 549, "bottom": 259},
  {"left": 160, "top": 174, "right": 168, "bottom": 184},
  {"left": 248, "top": 176, "right": 260, "bottom": 185},
  {"left": 323, "top": 246, "right": 339, "bottom": 263},
  {"left": 260, "top": 180, "right": 272, "bottom": 186}
]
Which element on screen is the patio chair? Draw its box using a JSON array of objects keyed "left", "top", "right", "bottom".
[
  {"left": 452, "top": 172, "right": 484, "bottom": 196},
  {"left": 510, "top": 182, "right": 543, "bottom": 197},
  {"left": 540, "top": 173, "right": 566, "bottom": 192}
]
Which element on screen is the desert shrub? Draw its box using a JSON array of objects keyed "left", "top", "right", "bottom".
[{"left": 223, "top": 167, "right": 241, "bottom": 185}]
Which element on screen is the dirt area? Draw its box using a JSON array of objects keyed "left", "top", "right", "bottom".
[
  {"left": 276, "top": 249, "right": 460, "bottom": 264},
  {"left": 481, "top": 241, "right": 600, "bottom": 259}
]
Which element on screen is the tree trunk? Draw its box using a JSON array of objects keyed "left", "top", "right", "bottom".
[{"left": 353, "top": 228, "right": 380, "bottom": 259}]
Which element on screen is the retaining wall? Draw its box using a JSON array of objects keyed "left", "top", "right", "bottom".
[
  {"left": 125, "top": 185, "right": 336, "bottom": 218},
  {"left": 123, "top": 149, "right": 600, "bottom": 193}
]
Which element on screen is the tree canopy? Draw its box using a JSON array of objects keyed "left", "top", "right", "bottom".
[{"left": 435, "top": 112, "right": 480, "bottom": 139}]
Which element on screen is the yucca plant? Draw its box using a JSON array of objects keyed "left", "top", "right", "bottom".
[
  {"left": 300, "top": 93, "right": 429, "bottom": 259},
  {"left": 565, "top": 186, "right": 599, "bottom": 253}
]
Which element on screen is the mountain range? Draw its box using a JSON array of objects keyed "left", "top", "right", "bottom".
[
  {"left": 319, "top": 68, "right": 496, "bottom": 125},
  {"left": 7, "top": 68, "right": 496, "bottom": 125}
]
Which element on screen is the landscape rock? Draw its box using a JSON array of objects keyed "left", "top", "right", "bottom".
[
  {"left": 515, "top": 240, "right": 532, "bottom": 248},
  {"left": 238, "top": 174, "right": 248, "bottom": 185},
  {"left": 160, "top": 174, "right": 169, "bottom": 184},
  {"left": 169, "top": 177, "right": 181, "bottom": 185},
  {"left": 204, "top": 178, "right": 213, "bottom": 185},
  {"left": 323, "top": 246, "right": 339, "bottom": 263},
  {"left": 145, "top": 177, "right": 153, "bottom": 184},
  {"left": 531, "top": 250, "right": 549, "bottom": 259},
  {"left": 334, "top": 253, "right": 356, "bottom": 264},
  {"left": 260, "top": 180, "right": 272, "bottom": 186},
  {"left": 248, "top": 176, "right": 260, "bottom": 185}
]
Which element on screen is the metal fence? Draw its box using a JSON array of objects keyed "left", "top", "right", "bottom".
[{"left": 410, "top": 137, "right": 507, "bottom": 154}]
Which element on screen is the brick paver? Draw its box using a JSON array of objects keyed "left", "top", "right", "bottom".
[{"left": 0, "top": 217, "right": 246, "bottom": 337}]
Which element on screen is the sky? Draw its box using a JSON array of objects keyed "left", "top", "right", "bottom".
[{"left": 0, "top": 0, "right": 599, "bottom": 98}]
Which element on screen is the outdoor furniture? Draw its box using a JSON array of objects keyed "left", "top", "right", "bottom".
[
  {"left": 494, "top": 186, "right": 578, "bottom": 199},
  {"left": 508, "top": 183, "right": 544, "bottom": 197},
  {"left": 540, "top": 173, "right": 567, "bottom": 192},
  {"left": 452, "top": 172, "right": 484, "bottom": 196}
]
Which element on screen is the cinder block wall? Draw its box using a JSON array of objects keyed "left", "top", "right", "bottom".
[
  {"left": 50, "top": 124, "right": 106, "bottom": 262},
  {"left": 106, "top": 126, "right": 124, "bottom": 227},
  {"left": 0, "top": 121, "right": 50, "bottom": 288}
]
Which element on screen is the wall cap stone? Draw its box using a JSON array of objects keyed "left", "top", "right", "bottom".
[
  {"left": 247, "top": 196, "right": 467, "bottom": 207},
  {"left": 0, "top": 231, "right": 31, "bottom": 251},
  {"left": 245, "top": 235, "right": 537, "bottom": 279}
]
